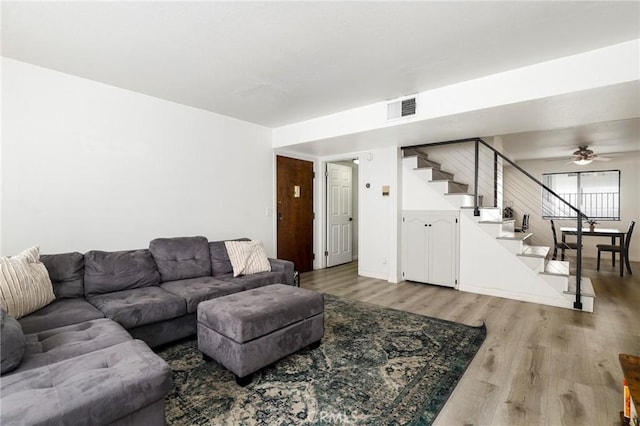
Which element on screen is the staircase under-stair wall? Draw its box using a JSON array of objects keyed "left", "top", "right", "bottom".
[{"left": 402, "top": 150, "right": 595, "bottom": 312}]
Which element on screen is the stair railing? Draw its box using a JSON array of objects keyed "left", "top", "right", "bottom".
[{"left": 404, "top": 137, "right": 590, "bottom": 310}]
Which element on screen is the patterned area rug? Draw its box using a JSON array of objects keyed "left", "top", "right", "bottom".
[{"left": 157, "top": 294, "right": 486, "bottom": 425}]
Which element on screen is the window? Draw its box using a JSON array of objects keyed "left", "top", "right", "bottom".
[{"left": 542, "top": 170, "right": 620, "bottom": 220}]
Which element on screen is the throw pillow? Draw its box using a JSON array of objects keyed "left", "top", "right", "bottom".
[
  {"left": 0, "top": 246, "right": 55, "bottom": 319},
  {"left": 0, "top": 308, "right": 26, "bottom": 374},
  {"left": 224, "top": 240, "right": 271, "bottom": 277}
]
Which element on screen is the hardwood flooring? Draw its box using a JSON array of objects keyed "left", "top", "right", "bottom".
[{"left": 300, "top": 257, "right": 640, "bottom": 426}]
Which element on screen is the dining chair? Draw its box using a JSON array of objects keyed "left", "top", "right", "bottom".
[
  {"left": 597, "top": 221, "right": 635, "bottom": 276},
  {"left": 550, "top": 219, "right": 579, "bottom": 261},
  {"left": 515, "top": 213, "right": 530, "bottom": 233}
]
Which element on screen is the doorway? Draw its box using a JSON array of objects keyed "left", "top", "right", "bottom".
[
  {"left": 276, "top": 155, "right": 314, "bottom": 272},
  {"left": 326, "top": 160, "right": 358, "bottom": 267}
]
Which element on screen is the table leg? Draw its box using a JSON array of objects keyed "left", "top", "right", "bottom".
[
  {"left": 612, "top": 236, "right": 617, "bottom": 267},
  {"left": 617, "top": 236, "right": 623, "bottom": 276}
]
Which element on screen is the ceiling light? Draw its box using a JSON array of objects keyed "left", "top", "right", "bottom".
[{"left": 573, "top": 158, "right": 593, "bottom": 165}]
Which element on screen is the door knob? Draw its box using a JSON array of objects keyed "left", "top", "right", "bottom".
[
  {"left": 349, "top": 217, "right": 353, "bottom": 221},
  {"left": 278, "top": 212, "right": 284, "bottom": 221}
]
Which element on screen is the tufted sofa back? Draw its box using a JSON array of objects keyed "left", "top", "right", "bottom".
[
  {"left": 40, "top": 252, "right": 85, "bottom": 299},
  {"left": 83, "top": 249, "right": 161, "bottom": 297},
  {"left": 149, "top": 236, "right": 212, "bottom": 282},
  {"left": 208, "top": 237, "right": 250, "bottom": 276}
]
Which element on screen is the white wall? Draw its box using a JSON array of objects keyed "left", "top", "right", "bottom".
[
  {"left": 358, "top": 146, "right": 401, "bottom": 282},
  {"left": 1, "top": 58, "right": 274, "bottom": 256},
  {"left": 503, "top": 152, "right": 640, "bottom": 262}
]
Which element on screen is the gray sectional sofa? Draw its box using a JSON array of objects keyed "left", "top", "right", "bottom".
[{"left": 0, "top": 236, "right": 295, "bottom": 425}]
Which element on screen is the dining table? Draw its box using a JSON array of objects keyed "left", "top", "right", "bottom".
[{"left": 560, "top": 226, "right": 631, "bottom": 275}]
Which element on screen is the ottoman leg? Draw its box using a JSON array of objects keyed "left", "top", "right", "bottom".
[
  {"left": 202, "top": 353, "right": 212, "bottom": 362},
  {"left": 309, "top": 339, "right": 321, "bottom": 350},
  {"left": 235, "top": 373, "right": 253, "bottom": 387}
]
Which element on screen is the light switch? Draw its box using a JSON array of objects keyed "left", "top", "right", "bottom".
[{"left": 382, "top": 185, "right": 390, "bottom": 196}]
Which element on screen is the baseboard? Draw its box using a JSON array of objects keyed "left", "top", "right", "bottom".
[
  {"left": 458, "top": 283, "right": 575, "bottom": 310},
  {"left": 358, "top": 270, "right": 389, "bottom": 281}
]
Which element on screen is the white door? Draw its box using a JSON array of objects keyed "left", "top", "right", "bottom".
[
  {"left": 403, "top": 213, "right": 428, "bottom": 282},
  {"left": 427, "top": 213, "right": 458, "bottom": 287},
  {"left": 327, "top": 163, "right": 353, "bottom": 267},
  {"left": 402, "top": 210, "right": 458, "bottom": 288}
]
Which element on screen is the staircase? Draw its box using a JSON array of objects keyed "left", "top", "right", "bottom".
[{"left": 402, "top": 148, "right": 595, "bottom": 312}]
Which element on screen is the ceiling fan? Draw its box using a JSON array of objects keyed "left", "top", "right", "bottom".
[{"left": 568, "top": 146, "right": 612, "bottom": 165}]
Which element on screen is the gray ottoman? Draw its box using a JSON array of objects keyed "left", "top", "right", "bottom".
[{"left": 197, "top": 284, "right": 324, "bottom": 386}]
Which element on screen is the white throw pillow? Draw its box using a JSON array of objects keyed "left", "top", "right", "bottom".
[
  {"left": 0, "top": 246, "right": 55, "bottom": 319},
  {"left": 224, "top": 240, "right": 271, "bottom": 277}
]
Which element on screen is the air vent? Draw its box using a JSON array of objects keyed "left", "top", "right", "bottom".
[{"left": 387, "top": 96, "right": 417, "bottom": 120}]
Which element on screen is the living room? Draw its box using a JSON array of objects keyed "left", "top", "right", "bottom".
[{"left": 2, "top": 2, "right": 640, "bottom": 425}]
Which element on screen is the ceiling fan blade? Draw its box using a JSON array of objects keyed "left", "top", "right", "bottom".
[{"left": 593, "top": 157, "right": 612, "bottom": 161}]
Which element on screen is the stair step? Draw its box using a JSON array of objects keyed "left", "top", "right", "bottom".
[
  {"left": 444, "top": 193, "right": 475, "bottom": 207},
  {"left": 445, "top": 192, "right": 474, "bottom": 197},
  {"left": 497, "top": 232, "right": 533, "bottom": 241},
  {"left": 564, "top": 276, "right": 596, "bottom": 298},
  {"left": 403, "top": 148, "right": 428, "bottom": 158},
  {"left": 415, "top": 167, "right": 454, "bottom": 181},
  {"left": 430, "top": 180, "right": 468, "bottom": 193},
  {"left": 541, "top": 260, "right": 570, "bottom": 276},
  {"left": 479, "top": 219, "right": 515, "bottom": 225},
  {"left": 416, "top": 156, "right": 442, "bottom": 170},
  {"left": 402, "top": 154, "right": 443, "bottom": 171},
  {"left": 518, "top": 245, "right": 550, "bottom": 258},
  {"left": 460, "top": 207, "right": 500, "bottom": 210},
  {"left": 460, "top": 206, "right": 502, "bottom": 221}
]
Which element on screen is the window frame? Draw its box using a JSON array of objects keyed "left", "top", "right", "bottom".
[{"left": 541, "top": 169, "right": 621, "bottom": 221}]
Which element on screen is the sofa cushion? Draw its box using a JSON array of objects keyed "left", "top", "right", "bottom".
[
  {"left": 41, "top": 252, "right": 85, "bottom": 298},
  {"left": 150, "top": 236, "right": 212, "bottom": 281},
  {"left": 0, "top": 340, "right": 172, "bottom": 426},
  {"left": 128, "top": 314, "right": 196, "bottom": 349},
  {"left": 216, "top": 270, "right": 288, "bottom": 291},
  {"left": 0, "top": 246, "right": 55, "bottom": 319},
  {"left": 209, "top": 238, "right": 249, "bottom": 276},
  {"left": 160, "top": 277, "right": 245, "bottom": 313},
  {"left": 1, "top": 309, "right": 26, "bottom": 374},
  {"left": 8, "top": 318, "right": 132, "bottom": 375},
  {"left": 225, "top": 240, "right": 271, "bottom": 277},
  {"left": 84, "top": 249, "right": 161, "bottom": 297},
  {"left": 18, "top": 298, "right": 105, "bottom": 335},
  {"left": 88, "top": 287, "right": 186, "bottom": 329}
]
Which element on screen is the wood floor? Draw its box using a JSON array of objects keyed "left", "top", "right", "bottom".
[{"left": 300, "top": 257, "right": 640, "bottom": 426}]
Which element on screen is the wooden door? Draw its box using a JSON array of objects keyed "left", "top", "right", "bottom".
[
  {"left": 277, "top": 156, "right": 314, "bottom": 272},
  {"left": 326, "top": 163, "right": 353, "bottom": 267}
]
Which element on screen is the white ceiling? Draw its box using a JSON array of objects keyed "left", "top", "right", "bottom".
[{"left": 2, "top": 1, "right": 640, "bottom": 160}]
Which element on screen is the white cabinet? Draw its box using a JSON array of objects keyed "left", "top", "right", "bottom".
[{"left": 402, "top": 210, "right": 459, "bottom": 287}]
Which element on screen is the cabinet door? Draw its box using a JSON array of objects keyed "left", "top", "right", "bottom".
[
  {"left": 403, "top": 213, "right": 428, "bottom": 282},
  {"left": 427, "top": 213, "right": 458, "bottom": 287}
]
